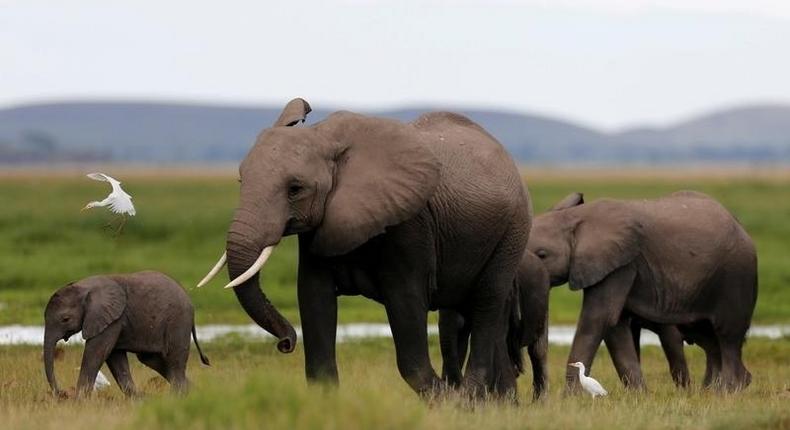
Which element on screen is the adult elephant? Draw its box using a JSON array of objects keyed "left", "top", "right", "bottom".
[
  {"left": 527, "top": 191, "right": 757, "bottom": 392},
  {"left": 198, "top": 98, "right": 531, "bottom": 397}
]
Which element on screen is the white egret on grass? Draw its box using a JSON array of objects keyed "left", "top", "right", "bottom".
[
  {"left": 81, "top": 172, "right": 136, "bottom": 233},
  {"left": 569, "top": 362, "right": 608, "bottom": 398}
]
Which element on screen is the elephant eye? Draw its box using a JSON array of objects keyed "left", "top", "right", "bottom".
[
  {"left": 536, "top": 249, "right": 548, "bottom": 259},
  {"left": 288, "top": 183, "right": 304, "bottom": 198},
  {"left": 60, "top": 315, "right": 71, "bottom": 322}
]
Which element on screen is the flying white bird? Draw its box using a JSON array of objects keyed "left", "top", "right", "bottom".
[
  {"left": 82, "top": 172, "right": 135, "bottom": 233},
  {"left": 569, "top": 362, "right": 608, "bottom": 398}
]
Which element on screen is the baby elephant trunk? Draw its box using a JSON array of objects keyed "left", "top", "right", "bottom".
[{"left": 43, "top": 328, "right": 61, "bottom": 394}]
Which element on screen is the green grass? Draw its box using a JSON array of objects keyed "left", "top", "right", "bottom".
[
  {"left": 0, "top": 170, "right": 789, "bottom": 325},
  {"left": 2, "top": 337, "right": 789, "bottom": 429}
]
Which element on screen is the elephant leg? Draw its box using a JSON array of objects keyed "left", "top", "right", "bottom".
[
  {"left": 713, "top": 267, "right": 755, "bottom": 392},
  {"left": 491, "top": 336, "right": 518, "bottom": 401},
  {"left": 703, "top": 348, "right": 721, "bottom": 388},
  {"left": 137, "top": 352, "right": 169, "bottom": 377},
  {"left": 462, "top": 229, "right": 524, "bottom": 400},
  {"left": 693, "top": 334, "right": 722, "bottom": 388},
  {"left": 76, "top": 321, "right": 122, "bottom": 397},
  {"left": 106, "top": 350, "right": 137, "bottom": 396},
  {"left": 566, "top": 266, "right": 635, "bottom": 394},
  {"left": 603, "top": 318, "right": 646, "bottom": 390},
  {"left": 657, "top": 326, "right": 690, "bottom": 388},
  {"left": 630, "top": 319, "right": 642, "bottom": 362},
  {"left": 527, "top": 322, "right": 549, "bottom": 401},
  {"left": 165, "top": 355, "right": 189, "bottom": 395},
  {"left": 716, "top": 332, "right": 750, "bottom": 392},
  {"left": 439, "top": 309, "right": 470, "bottom": 388},
  {"left": 138, "top": 352, "right": 186, "bottom": 394},
  {"left": 297, "top": 235, "right": 339, "bottom": 384},
  {"left": 464, "top": 283, "right": 516, "bottom": 399},
  {"left": 382, "top": 297, "right": 440, "bottom": 397}
]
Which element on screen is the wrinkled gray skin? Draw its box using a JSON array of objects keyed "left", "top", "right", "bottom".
[
  {"left": 543, "top": 194, "right": 691, "bottom": 389},
  {"left": 528, "top": 191, "right": 757, "bottom": 393},
  {"left": 439, "top": 250, "right": 549, "bottom": 401},
  {"left": 219, "top": 99, "right": 530, "bottom": 398},
  {"left": 44, "top": 271, "right": 209, "bottom": 397}
]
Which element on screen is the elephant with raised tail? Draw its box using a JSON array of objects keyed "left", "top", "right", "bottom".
[
  {"left": 528, "top": 191, "right": 757, "bottom": 393},
  {"left": 197, "top": 98, "right": 531, "bottom": 398}
]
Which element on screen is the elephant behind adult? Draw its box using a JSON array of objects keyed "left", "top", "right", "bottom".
[
  {"left": 547, "top": 194, "right": 692, "bottom": 391},
  {"left": 439, "top": 250, "right": 550, "bottom": 400},
  {"left": 198, "top": 99, "right": 531, "bottom": 397},
  {"left": 527, "top": 191, "right": 757, "bottom": 392}
]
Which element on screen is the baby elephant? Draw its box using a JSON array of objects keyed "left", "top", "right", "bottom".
[
  {"left": 439, "top": 250, "right": 550, "bottom": 400},
  {"left": 43, "top": 271, "right": 209, "bottom": 397}
]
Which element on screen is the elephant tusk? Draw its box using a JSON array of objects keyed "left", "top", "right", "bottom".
[
  {"left": 223, "top": 246, "right": 275, "bottom": 289},
  {"left": 196, "top": 252, "right": 227, "bottom": 288}
]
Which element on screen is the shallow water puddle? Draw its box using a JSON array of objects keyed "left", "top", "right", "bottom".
[{"left": 1, "top": 324, "right": 787, "bottom": 346}]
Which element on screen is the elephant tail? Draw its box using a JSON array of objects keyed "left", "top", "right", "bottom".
[
  {"left": 192, "top": 325, "right": 211, "bottom": 366},
  {"left": 507, "top": 285, "right": 525, "bottom": 375}
]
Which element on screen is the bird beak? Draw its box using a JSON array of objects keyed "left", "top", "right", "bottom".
[{"left": 80, "top": 206, "right": 89, "bottom": 212}]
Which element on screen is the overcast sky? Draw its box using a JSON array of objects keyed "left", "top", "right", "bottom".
[{"left": 1, "top": 0, "right": 789, "bottom": 130}]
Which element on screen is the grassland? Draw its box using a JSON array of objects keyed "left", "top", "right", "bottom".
[
  {"left": 1, "top": 167, "right": 789, "bottom": 325},
  {"left": 1, "top": 337, "right": 789, "bottom": 430},
  {"left": 2, "top": 167, "right": 790, "bottom": 430}
]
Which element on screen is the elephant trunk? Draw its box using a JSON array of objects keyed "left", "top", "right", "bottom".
[
  {"left": 43, "top": 328, "right": 60, "bottom": 394},
  {"left": 226, "top": 219, "right": 296, "bottom": 353}
]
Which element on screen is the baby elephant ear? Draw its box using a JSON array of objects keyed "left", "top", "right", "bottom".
[
  {"left": 82, "top": 282, "right": 127, "bottom": 339},
  {"left": 569, "top": 206, "right": 642, "bottom": 290},
  {"left": 273, "top": 98, "right": 312, "bottom": 127},
  {"left": 550, "top": 192, "right": 584, "bottom": 211}
]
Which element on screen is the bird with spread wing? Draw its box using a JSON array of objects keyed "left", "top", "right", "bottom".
[{"left": 81, "top": 172, "right": 136, "bottom": 234}]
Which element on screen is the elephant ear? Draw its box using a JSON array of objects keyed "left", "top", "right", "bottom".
[
  {"left": 82, "top": 282, "right": 127, "bottom": 339},
  {"left": 550, "top": 192, "right": 584, "bottom": 211},
  {"left": 568, "top": 204, "right": 642, "bottom": 290},
  {"left": 273, "top": 98, "right": 312, "bottom": 127},
  {"left": 311, "top": 114, "right": 441, "bottom": 256}
]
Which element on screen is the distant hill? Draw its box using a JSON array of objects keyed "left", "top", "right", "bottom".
[{"left": 1, "top": 101, "right": 788, "bottom": 164}]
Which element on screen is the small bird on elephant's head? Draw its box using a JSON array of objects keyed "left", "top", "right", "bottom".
[{"left": 81, "top": 172, "right": 135, "bottom": 234}]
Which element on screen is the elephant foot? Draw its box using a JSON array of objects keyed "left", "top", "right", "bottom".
[
  {"left": 416, "top": 379, "right": 455, "bottom": 405},
  {"left": 673, "top": 373, "right": 692, "bottom": 389},
  {"left": 718, "top": 375, "right": 751, "bottom": 393},
  {"left": 621, "top": 377, "right": 647, "bottom": 391}
]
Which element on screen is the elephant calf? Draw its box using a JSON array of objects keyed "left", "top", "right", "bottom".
[
  {"left": 439, "top": 250, "right": 550, "bottom": 401},
  {"left": 529, "top": 191, "right": 757, "bottom": 393},
  {"left": 44, "top": 271, "right": 209, "bottom": 397}
]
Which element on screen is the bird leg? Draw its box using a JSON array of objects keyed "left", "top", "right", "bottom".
[
  {"left": 114, "top": 215, "right": 127, "bottom": 236},
  {"left": 102, "top": 215, "right": 127, "bottom": 236}
]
